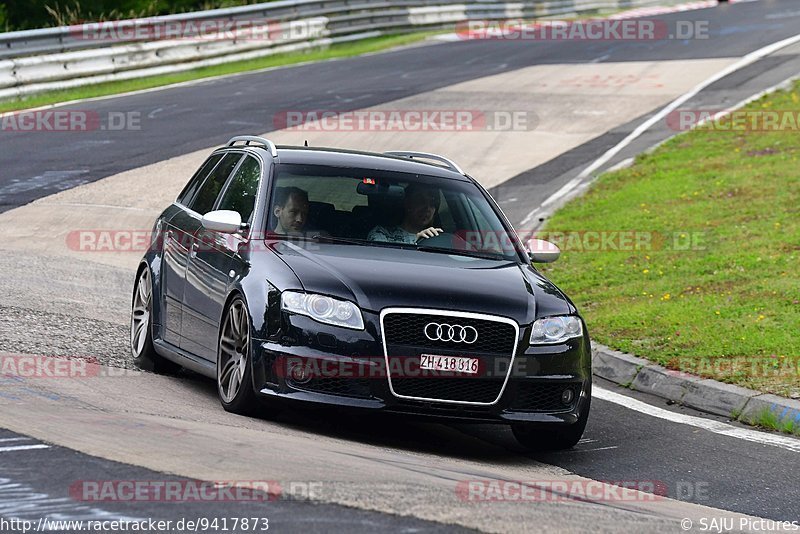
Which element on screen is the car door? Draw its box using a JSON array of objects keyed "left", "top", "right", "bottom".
[
  {"left": 175, "top": 152, "right": 243, "bottom": 357},
  {"left": 181, "top": 154, "right": 261, "bottom": 361},
  {"left": 160, "top": 153, "right": 223, "bottom": 346}
]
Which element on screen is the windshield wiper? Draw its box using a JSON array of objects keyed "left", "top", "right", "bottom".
[
  {"left": 266, "top": 233, "right": 315, "bottom": 242},
  {"left": 415, "top": 244, "right": 508, "bottom": 261},
  {"left": 311, "top": 234, "right": 368, "bottom": 245},
  {"left": 311, "top": 234, "right": 415, "bottom": 250},
  {"left": 309, "top": 235, "right": 508, "bottom": 259}
]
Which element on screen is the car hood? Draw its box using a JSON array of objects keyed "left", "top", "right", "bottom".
[{"left": 272, "top": 242, "right": 574, "bottom": 325}]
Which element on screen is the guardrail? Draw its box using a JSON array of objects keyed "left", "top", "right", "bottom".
[{"left": 0, "top": 0, "right": 694, "bottom": 100}]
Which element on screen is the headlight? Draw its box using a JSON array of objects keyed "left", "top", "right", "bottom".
[
  {"left": 281, "top": 291, "right": 364, "bottom": 330},
  {"left": 530, "top": 316, "right": 583, "bottom": 345}
]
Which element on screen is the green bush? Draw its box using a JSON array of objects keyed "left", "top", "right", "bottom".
[{"left": 2, "top": 0, "right": 269, "bottom": 31}]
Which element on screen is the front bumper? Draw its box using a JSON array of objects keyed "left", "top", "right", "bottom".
[{"left": 251, "top": 312, "right": 592, "bottom": 425}]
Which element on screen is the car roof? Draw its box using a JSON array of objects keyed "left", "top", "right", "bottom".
[{"left": 225, "top": 145, "right": 472, "bottom": 181}]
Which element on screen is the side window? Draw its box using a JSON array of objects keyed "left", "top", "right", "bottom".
[
  {"left": 436, "top": 191, "right": 456, "bottom": 231},
  {"left": 188, "top": 153, "right": 242, "bottom": 215},
  {"left": 468, "top": 197, "right": 493, "bottom": 230},
  {"left": 465, "top": 196, "right": 509, "bottom": 253},
  {"left": 177, "top": 154, "right": 222, "bottom": 206},
  {"left": 216, "top": 156, "right": 261, "bottom": 223}
]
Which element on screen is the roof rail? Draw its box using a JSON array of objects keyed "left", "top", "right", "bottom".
[
  {"left": 227, "top": 135, "right": 278, "bottom": 157},
  {"left": 384, "top": 151, "right": 465, "bottom": 176}
]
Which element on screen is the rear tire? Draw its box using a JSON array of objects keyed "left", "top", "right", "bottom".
[
  {"left": 512, "top": 395, "right": 591, "bottom": 451},
  {"left": 131, "top": 267, "right": 181, "bottom": 374}
]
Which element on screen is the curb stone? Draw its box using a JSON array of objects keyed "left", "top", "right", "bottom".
[
  {"left": 631, "top": 365, "right": 702, "bottom": 404},
  {"left": 739, "top": 394, "right": 800, "bottom": 429},
  {"left": 591, "top": 345, "right": 649, "bottom": 386},
  {"left": 592, "top": 342, "right": 800, "bottom": 434},
  {"left": 681, "top": 379, "right": 759, "bottom": 418}
]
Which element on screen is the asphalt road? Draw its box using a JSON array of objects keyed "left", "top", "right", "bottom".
[
  {"left": 0, "top": 429, "right": 467, "bottom": 533},
  {"left": 2, "top": 0, "right": 800, "bottom": 532},
  {"left": 2, "top": 0, "right": 800, "bottom": 211}
]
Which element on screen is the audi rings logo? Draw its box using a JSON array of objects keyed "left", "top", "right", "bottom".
[{"left": 424, "top": 323, "right": 479, "bottom": 344}]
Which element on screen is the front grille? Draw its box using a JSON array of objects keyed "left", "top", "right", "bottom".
[
  {"left": 390, "top": 377, "right": 501, "bottom": 403},
  {"left": 382, "top": 311, "right": 518, "bottom": 404},
  {"left": 383, "top": 313, "right": 516, "bottom": 354},
  {"left": 509, "top": 382, "right": 579, "bottom": 412},
  {"left": 392, "top": 399, "right": 495, "bottom": 417},
  {"left": 292, "top": 377, "right": 372, "bottom": 399}
]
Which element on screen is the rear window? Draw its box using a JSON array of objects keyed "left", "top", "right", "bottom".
[
  {"left": 216, "top": 155, "right": 261, "bottom": 223},
  {"left": 177, "top": 154, "right": 222, "bottom": 206},
  {"left": 187, "top": 153, "right": 242, "bottom": 215}
]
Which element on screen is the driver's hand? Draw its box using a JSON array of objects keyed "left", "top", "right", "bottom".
[{"left": 416, "top": 227, "right": 444, "bottom": 241}]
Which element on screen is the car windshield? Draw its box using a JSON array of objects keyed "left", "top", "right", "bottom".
[{"left": 265, "top": 163, "right": 522, "bottom": 261}]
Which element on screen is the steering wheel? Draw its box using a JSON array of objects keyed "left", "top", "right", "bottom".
[{"left": 416, "top": 232, "right": 475, "bottom": 250}]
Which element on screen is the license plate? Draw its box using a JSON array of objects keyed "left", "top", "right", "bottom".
[{"left": 420, "top": 354, "right": 479, "bottom": 374}]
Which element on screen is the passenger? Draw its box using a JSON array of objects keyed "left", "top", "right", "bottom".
[
  {"left": 368, "top": 184, "right": 443, "bottom": 244},
  {"left": 273, "top": 186, "right": 309, "bottom": 235}
]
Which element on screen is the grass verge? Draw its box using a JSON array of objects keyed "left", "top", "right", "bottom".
[
  {"left": 751, "top": 408, "right": 800, "bottom": 436},
  {"left": 0, "top": 32, "right": 440, "bottom": 113},
  {"left": 539, "top": 82, "right": 800, "bottom": 398}
]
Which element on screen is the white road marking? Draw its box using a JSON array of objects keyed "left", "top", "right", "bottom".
[
  {"left": 0, "top": 437, "right": 31, "bottom": 443},
  {"left": 520, "top": 30, "right": 800, "bottom": 226},
  {"left": 573, "top": 446, "right": 619, "bottom": 453},
  {"left": 577, "top": 32, "right": 800, "bottom": 179},
  {"left": 766, "top": 10, "right": 800, "bottom": 20},
  {"left": 39, "top": 201, "right": 150, "bottom": 211},
  {"left": 605, "top": 157, "right": 635, "bottom": 173},
  {"left": 595, "top": 386, "right": 800, "bottom": 453},
  {"left": 0, "top": 477, "right": 143, "bottom": 522},
  {"left": 573, "top": 110, "right": 608, "bottom": 116},
  {"left": 0, "top": 444, "right": 50, "bottom": 453},
  {"left": 520, "top": 177, "right": 582, "bottom": 224},
  {"left": 0, "top": 170, "right": 90, "bottom": 196}
]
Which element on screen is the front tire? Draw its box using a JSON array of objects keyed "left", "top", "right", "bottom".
[
  {"left": 131, "top": 267, "right": 181, "bottom": 374},
  {"left": 217, "top": 297, "right": 260, "bottom": 415},
  {"left": 512, "top": 395, "right": 591, "bottom": 451}
]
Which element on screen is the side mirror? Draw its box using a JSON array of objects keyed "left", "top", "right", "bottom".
[
  {"left": 528, "top": 238, "right": 560, "bottom": 263},
  {"left": 201, "top": 210, "right": 243, "bottom": 234}
]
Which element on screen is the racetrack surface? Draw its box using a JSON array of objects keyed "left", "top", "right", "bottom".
[
  {"left": 4, "top": 0, "right": 800, "bottom": 211},
  {"left": 2, "top": 0, "right": 800, "bottom": 531}
]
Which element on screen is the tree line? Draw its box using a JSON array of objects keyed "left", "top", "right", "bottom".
[{"left": 1, "top": 0, "right": 269, "bottom": 32}]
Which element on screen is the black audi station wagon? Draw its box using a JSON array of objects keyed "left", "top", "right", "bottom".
[{"left": 131, "top": 136, "right": 591, "bottom": 450}]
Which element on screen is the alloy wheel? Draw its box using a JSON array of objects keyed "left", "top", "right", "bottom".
[{"left": 218, "top": 299, "right": 250, "bottom": 403}]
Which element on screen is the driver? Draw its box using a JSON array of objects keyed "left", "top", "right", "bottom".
[
  {"left": 272, "top": 186, "right": 310, "bottom": 235},
  {"left": 367, "top": 183, "right": 443, "bottom": 244}
]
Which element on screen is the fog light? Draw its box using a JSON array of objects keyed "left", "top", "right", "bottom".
[
  {"left": 561, "top": 388, "right": 575, "bottom": 405},
  {"left": 289, "top": 363, "right": 312, "bottom": 384}
]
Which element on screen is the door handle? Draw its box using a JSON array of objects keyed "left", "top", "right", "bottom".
[{"left": 189, "top": 241, "right": 199, "bottom": 258}]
